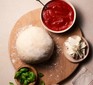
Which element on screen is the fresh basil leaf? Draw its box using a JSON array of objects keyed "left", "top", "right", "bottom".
[
  {"left": 9, "top": 82, "right": 14, "bottom": 85},
  {"left": 38, "top": 73, "right": 44, "bottom": 78}
]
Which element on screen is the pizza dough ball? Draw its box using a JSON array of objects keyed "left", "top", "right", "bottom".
[{"left": 16, "top": 25, "right": 54, "bottom": 64}]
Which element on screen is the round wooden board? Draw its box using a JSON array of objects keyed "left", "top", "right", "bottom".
[{"left": 9, "top": 8, "right": 82, "bottom": 85}]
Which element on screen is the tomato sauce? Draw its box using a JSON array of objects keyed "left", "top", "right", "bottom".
[{"left": 42, "top": 0, "right": 74, "bottom": 31}]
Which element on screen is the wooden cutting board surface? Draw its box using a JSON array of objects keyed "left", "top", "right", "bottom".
[{"left": 9, "top": 8, "right": 82, "bottom": 85}]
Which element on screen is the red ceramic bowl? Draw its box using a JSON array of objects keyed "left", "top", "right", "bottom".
[{"left": 41, "top": 0, "right": 76, "bottom": 33}]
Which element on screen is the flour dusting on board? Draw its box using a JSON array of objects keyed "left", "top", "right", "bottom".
[{"left": 56, "top": 44, "right": 62, "bottom": 54}]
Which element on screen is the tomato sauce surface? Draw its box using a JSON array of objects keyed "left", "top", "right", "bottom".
[{"left": 42, "top": 0, "right": 74, "bottom": 31}]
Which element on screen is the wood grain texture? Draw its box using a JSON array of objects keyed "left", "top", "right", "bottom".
[{"left": 9, "top": 8, "right": 82, "bottom": 85}]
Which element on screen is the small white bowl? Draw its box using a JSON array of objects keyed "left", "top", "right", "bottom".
[
  {"left": 41, "top": 0, "right": 76, "bottom": 33},
  {"left": 63, "top": 35, "right": 89, "bottom": 63}
]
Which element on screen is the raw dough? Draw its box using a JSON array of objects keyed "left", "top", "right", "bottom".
[{"left": 16, "top": 25, "right": 54, "bottom": 64}]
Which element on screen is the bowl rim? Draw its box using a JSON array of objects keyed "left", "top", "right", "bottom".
[
  {"left": 40, "top": 0, "right": 76, "bottom": 33},
  {"left": 63, "top": 35, "right": 89, "bottom": 63}
]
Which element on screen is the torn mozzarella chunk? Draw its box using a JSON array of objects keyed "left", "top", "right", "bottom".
[
  {"left": 82, "top": 49, "right": 86, "bottom": 56},
  {"left": 67, "top": 48, "right": 76, "bottom": 55},
  {"left": 80, "top": 42, "right": 86, "bottom": 49},
  {"left": 68, "top": 36, "right": 81, "bottom": 46},
  {"left": 76, "top": 36, "right": 81, "bottom": 42}
]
